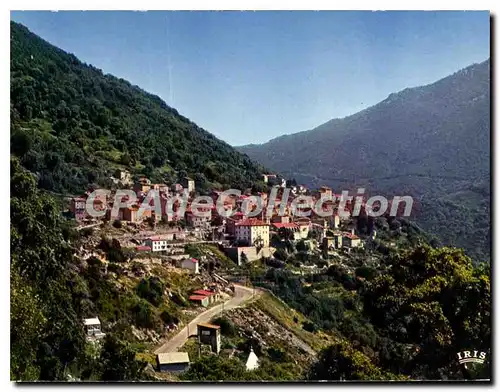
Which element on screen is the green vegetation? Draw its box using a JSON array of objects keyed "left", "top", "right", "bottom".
[
  {"left": 10, "top": 157, "right": 149, "bottom": 380},
  {"left": 257, "top": 243, "right": 490, "bottom": 380},
  {"left": 11, "top": 21, "right": 266, "bottom": 195}
]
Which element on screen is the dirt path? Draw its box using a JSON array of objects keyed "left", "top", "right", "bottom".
[{"left": 154, "top": 284, "right": 261, "bottom": 354}]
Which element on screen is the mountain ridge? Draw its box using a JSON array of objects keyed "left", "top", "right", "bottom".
[
  {"left": 10, "top": 21, "right": 267, "bottom": 195},
  {"left": 238, "top": 59, "right": 491, "bottom": 262}
]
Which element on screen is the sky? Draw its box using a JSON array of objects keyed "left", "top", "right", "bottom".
[{"left": 11, "top": 11, "right": 490, "bottom": 146}]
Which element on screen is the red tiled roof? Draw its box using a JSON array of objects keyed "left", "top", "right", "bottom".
[
  {"left": 236, "top": 218, "right": 268, "bottom": 226},
  {"left": 272, "top": 222, "right": 299, "bottom": 229},
  {"left": 193, "top": 289, "right": 213, "bottom": 296},
  {"left": 189, "top": 295, "right": 207, "bottom": 301},
  {"left": 136, "top": 245, "right": 151, "bottom": 251}
]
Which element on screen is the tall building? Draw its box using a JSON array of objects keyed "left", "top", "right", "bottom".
[{"left": 235, "top": 218, "right": 270, "bottom": 247}]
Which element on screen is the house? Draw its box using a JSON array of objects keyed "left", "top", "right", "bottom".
[
  {"left": 134, "top": 178, "right": 151, "bottom": 194},
  {"left": 84, "top": 317, "right": 105, "bottom": 341},
  {"left": 235, "top": 218, "right": 270, "bottom": 248},
  {"left": 272, "top": 222, "right": 301, "bottom": 241},
  {"left": 136, "top": 245, "right": 152, "bottom": 252},
  {"left": 246, "top": 348, "right": 259, "bottom": 371},
  {"left": 185, "top": 210, "right": 211, "bottom": 229},
  {"left": 180, "top": 258, "right": 199, "bottom": 274},
  {"left": 319, "top": 186, "right": 333, "bottom": 199},
  {"left": 144, "top": 236, "right": 169, "bottom": 252},
  {"left": 114, "top": 169, "right": 132, "bottom": 186},
  {"left": 197, "top": 323, "right": 221, "bottom": 354},
  {"left": 226, "top": 212, "right": 245, "bottom": 236},
  {"left": 181, "top": 177, "right": 195, "bottom": 194},
  {"left": 70, "top": 197, "right": 87, "bottom": 221},
  {"left": 122, "top": 206, "right": 139, "bottom": 223},
  {"left": 343, "top": 233, "right": 363, "bottom": 248},
  {"left": 295, "top": 220, "right": 311, "bottom": 239},
  {"left": 189, "top": 295, "right": 209, "bottom": 307},
  {"left": 156, "top": 352, "right": 190, "bottom": 373},
  {"left": 192, "top": 289, "right": 219, "bottom": 304},
  {"left": 262, "top": 174, "right": 276, "bottom": 183}
]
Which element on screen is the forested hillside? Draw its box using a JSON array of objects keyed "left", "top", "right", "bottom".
[
  {"left": 239, "top": 60, "right": 491, "bottom": 262},
  {"left": 10, "top": 21, "right": 266, "bottom": 194}
]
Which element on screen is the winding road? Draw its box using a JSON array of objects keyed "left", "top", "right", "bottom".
[{"left": 154, "top": 284, "right": 260, "bottom": 354}]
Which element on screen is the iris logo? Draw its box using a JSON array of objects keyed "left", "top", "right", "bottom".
[{"left": 456, "top": 350, "right": 487, "bottom": 365}]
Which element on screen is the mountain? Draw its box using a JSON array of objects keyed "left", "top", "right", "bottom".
[
  {"left": 10, "top": 21, "right": 267, "bottom": 195},
  {"left": 239, "top": 60, "right": 491, "bottom": 262}
]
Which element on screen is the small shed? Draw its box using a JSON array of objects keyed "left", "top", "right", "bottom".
[
  {"left": 156, "top": 352, "right": 190, "bottom": 373},
  {"left": 189, "top": 295, "right": 209, "bottom": 307},
  {"left": 197, "top": 323, "right": 221, "bottom": 354},
  {"left": 84, "top": 317, "right": 105, "bottom": 340}
]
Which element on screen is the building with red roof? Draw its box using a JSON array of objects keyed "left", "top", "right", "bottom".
[{"left": 235, "top": 218, "right": 270, "bottom": 247}]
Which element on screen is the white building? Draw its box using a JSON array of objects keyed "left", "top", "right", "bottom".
[
  {"left": 144, "top": 236, "right": 169, "bottom": 252},
  {"left": 180, "top": 258, "right": 199, "bottom": 274},
  {"left": 245, "top": 348, "right": 259, "bottom": 371},
  {"left": 235, "top": 218, "right": 270, "bottom": 247},
  {"left": 84, "top": 317, "right": 105, "bottom": 341}
]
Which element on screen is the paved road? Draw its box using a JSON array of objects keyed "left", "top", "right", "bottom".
[{"left": 154, "top": 284, "right": 260, "bottom": 354}]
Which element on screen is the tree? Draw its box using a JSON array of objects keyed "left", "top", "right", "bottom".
[
  {"left": 240, "top": 252, "right": 249, "bottom": 264},
  {"left": 362, "top": 245, "right": 491, "bottom": 379},
  {"left": 99, "top": 334, "right": 148, "bottom": 381}
]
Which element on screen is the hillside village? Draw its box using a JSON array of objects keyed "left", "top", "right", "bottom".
[
  {"left": 70, "top": 170, "right": 370, "bottom": 267},
  {"left": 66, "top": 169, "right": 381, "bottom": 378}
]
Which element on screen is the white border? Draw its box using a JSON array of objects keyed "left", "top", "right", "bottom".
[{"left": 3, "top": 3, "right": 497, "bottom": 392}]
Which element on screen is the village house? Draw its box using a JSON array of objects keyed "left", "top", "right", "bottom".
[
  {"left": 192, "top": 289, "right": 219, "bottom": 304},
  {"left": 114, "top": 169, "right": 132, "bottom": 186},
  {"left": 262, "top": 173, "right": 276, "bottom": 183},
  {"left": 185, "top": 209, "right": 212, "bottom": 229},
  {"left": 133, "top": 177, "right": 152, "bottom": 194},
  {"left": 143, "top": 236, "right": 169, "bottom": 252},
  {"left": 179, "top": 258, "right": 199, "bottom": 274},
  {"left": 319, "top": 186, "right": 333, "bottom": 199},
  {"left": 343, "top": 232, "right": 363, "bottom": 248},
  {"left": 272, "top": 222, "right": 301, "bottom": 241},
  {"left": 296, "top": 219, "right": 311, "bottom": 239},
  {"left": 84, "top": 317, "right": 105, "bottom": 341},
  {"left": 235, "top": 218, "right": 270, "bottom": 248},
  {"left": 70, "top": 196, "right": 87, "bottom": 221},
  {"left": 156, "top": 352, "right": 190, "bottom": 373},
  {"left": 225, "top": 212, "right": 245, "bottom": 236},
  {"left": 189, "top": 294, "right": 209, "bottom": 307}
]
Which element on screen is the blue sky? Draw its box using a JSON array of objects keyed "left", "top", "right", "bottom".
[{"left": 11, "top": 11, "right": 490, "bottom": 145}]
